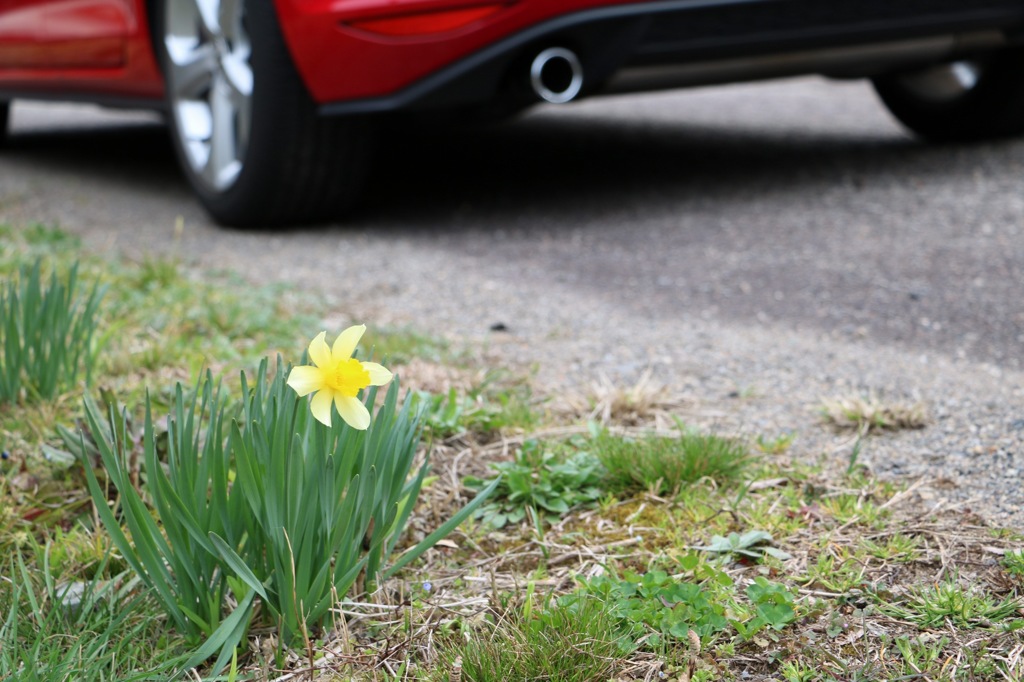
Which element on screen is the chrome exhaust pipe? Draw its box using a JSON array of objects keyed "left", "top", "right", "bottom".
[{"left": 529, "top": 47, "right": 584, "bottom": 104}]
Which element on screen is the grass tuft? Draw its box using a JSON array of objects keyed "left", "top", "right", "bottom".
[
  {"left": 433, "top": 595, "right": 630, "bottom": 682},
  {"left": 591, "top": 429, "right": 752, "bottom": 496},
  {"left": 881, "top": 576, "right": 1022, "bottom": 629},
  {"left": 561, "top": 370, "right": 684, "bottom": 427},
  {"left": 819, "top": 392, "right": 929, "bottom": 432}
]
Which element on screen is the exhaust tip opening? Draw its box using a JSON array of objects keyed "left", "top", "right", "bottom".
[{"left": 530, "top": 47, "right": 584, "bottom": 104}]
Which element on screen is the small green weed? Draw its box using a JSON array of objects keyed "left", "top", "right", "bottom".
[
  {"left": 570, "top": 566, "right": 799, "bottom": 650},
  {"left": 571, "top": 570, "right": 730, "bottom": 644},
  {"left": 591, "top": 428, "right": 751, "bottom": 496},
  {"left": 755, "top": 432, "right": 796, "bottom": 455},
  {"left": 418, "top": 388, "right": 467, "bottom": 438},
  {"left": 861, "top": 533, "right": 922, "bottom": 563},
  {"left": 779, "top": 660, "right": 819, "bottom": 682},
  {"left": 419, "top": 377, "right": 538, "bottom": 439},
  {"left": 740, "top": 577, "right": 799, "bottom": 635},
  {"left": 881, "top": 576, "right": 1021, "bottom": 629},
  {"left": 989, "top": 528, "right": 1024, "bottom": 541},
  {"left": 131, "top": 256, "right": 182, "bottom": 291},
  {"left": 1002, "top": 549, "right": 1024, "bottom": 577},
  {"left": 462, "top": 375, "right": 539, "bottom": 434},
  {"left": 892, "top": 635, "right": 946, "bottom": 674},
  {"left": 694, "top": 530, "right": 792, "bottom": 563},
  {"left": 802, "top": 547, "right": 868, "bottom": 593},
  {"left": 465, "top": 439, "right": 605, "bottom": 528},
  {"left": 816, "top": 493, "right": 888, "bottom": 529}
]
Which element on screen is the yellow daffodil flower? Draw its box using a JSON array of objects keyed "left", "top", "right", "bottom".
[{"left": 287, "top": 325, "right": 392, "bottom": 429}]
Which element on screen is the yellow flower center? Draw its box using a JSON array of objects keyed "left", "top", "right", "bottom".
[{"left": 326, "top": 358, "right": 371, "bottom": 397}]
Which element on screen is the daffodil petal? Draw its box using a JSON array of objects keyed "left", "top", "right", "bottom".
[
  {"left": 309, "top": 390, "right": 334, "bottom": 427},
  {"left": 332, "top": 324, "right": 366, "bottom": 360},
  {"left": 308, "top": 331, "right": 332, "bottom": 369},
  {"left": 360, "top": 362, "right": 392, "bottom": 386},
  {"left": 286, "top": 365, "right": 324, "bottom": 397},
  {"left": 335, "top": 395, "right": 370, "bottom": 430}
]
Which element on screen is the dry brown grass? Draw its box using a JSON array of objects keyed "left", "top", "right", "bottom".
[
  {"left": 555, "top": 369, "right": 692, "bottom": 429},
  {"left": 819, "top": 392, "right": 929, "bottom": 433},
  {"left": 233, "top": 427, "right": 1023, "bottom": 681}
]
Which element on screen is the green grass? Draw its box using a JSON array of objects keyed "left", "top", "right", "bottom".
[
  {"left": 1003, "top": 549, "right": 1024, "bottom": 578},
  {"left": 0, "top": 229, "right": 318, "bottom": 398},
  {"left": 590, "top": 428, "right": 752, "bottom": 496},
  {"left": 0, "top": 224, "right": 317, "bottom": 465},
  {"left": 0, "top": 547, "right": 188, "bottom": 681},
  {"left": 861, "top": 532, "right": 923, "bottom": 562},
  {"left": 881, "top": 576, "right": 1022, "bottom": 630},
  {"left": 802, "top": 544, "right": 870, "bottom": 593},
  {"left": 100, "top": 260, "right": 317, "bottom": 385},
  {"left": 432, "top": 595, "right": 631, "bottom": 682}
]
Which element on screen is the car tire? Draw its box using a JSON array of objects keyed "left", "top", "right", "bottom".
[
  {"left": 156, "top": 0, "right": 371, "bottom": 227},
  {"left": 872, "top": 49, "right": 1024, "bottom": 142},
  {"left": 0, "top": 101, "right": 9, "bottom": 144}
]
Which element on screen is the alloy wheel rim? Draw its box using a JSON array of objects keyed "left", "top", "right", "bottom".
[
  {"left": 165, "top": 0, "right": 253, "bottom": 192},
  {"left": 896, "top": 60, "right": 983, "bottom": 103}
]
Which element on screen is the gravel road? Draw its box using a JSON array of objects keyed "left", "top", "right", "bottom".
[{"left": 2, "top": 77, "right": 1022, "bottom": 527}]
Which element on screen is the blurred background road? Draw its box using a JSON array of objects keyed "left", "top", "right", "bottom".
[{"left": 2, "top": 77, "right": 1022, "bottom": 523}]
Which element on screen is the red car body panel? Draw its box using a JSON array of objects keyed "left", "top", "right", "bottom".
[
  {"left": 0, "top": 0, "right": 637, "bottom": 105},
  {"left": 0, "top": 0, "right": 1022, "bottom": 107},
  {"left": 0, "top": 0, "right": 161, "bottom": 98},
  {"left": 273, "top": 0, "right": 632, "bottom": 103}
]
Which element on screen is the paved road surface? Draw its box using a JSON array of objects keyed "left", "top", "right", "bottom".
[{"left": 2, "top": 78, "right": 1022, "bottom": 525}]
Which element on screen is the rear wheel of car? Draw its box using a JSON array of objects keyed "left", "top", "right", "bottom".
[
  {"left": 158, "top": 0, "right": 371, "bottom": 227},
  {"left": 872, "top": 49, "right": 1024, "bottom": 142},
  {"left": 0, "top": 101, "right": 9, "bottom": 144}
]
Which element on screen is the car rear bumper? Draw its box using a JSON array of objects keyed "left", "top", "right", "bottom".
[{"left": 276, "top": 0, "right": 1024, "bottom": 115}]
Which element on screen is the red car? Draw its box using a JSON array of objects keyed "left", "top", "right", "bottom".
[{"left": 2, "top": 0, "right": 1024, "bottom": 226}]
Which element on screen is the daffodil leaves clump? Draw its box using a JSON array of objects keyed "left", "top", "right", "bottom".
[
  {"left": 1, "top": 259, "right": 103, "bottom": 404},
  {"left": 81, "top": 329, "right": 497, "bottom": 674}
]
